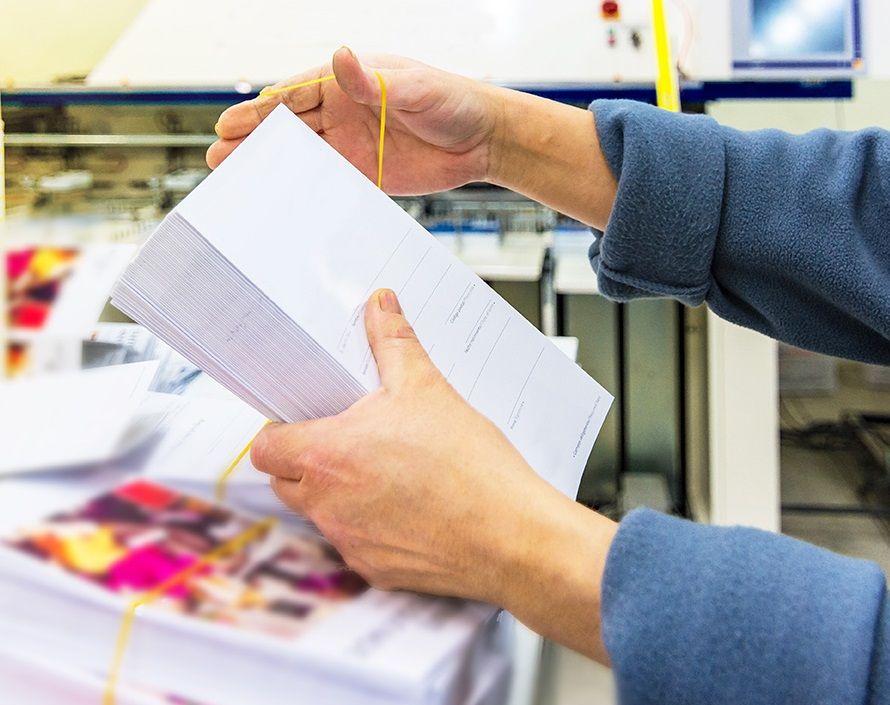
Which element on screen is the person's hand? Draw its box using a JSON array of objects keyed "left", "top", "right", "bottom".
[
  {"left": 207, "top": 48, "right": 503, "bottom": 195},
  {"left": 251, "top": 287, "right": 544, "bottom": 602},
  {"left": 250, "top": 288, "right": 617, "bottom": 663},
  {"left": 208, "top": 47, "right": 617, "bottom": 227}
]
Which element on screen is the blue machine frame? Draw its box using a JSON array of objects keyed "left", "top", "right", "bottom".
[{"left": 0, "top": 80, "right": 854, "bottom": 109}]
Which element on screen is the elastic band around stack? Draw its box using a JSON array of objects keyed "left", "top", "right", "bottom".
[
  {"left": 104, "top": 79, "right": 391, "bottom": 700},
  {"left": 103, "top": 517, "right": 279, "bottom": 705}
]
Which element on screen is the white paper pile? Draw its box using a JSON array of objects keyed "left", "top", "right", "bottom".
[
  {"left": 0, "top": 362, "right": 158, "bottom": 476},
  {"left": 0, "top": 479, "right": 506, "bottom": 705},
  {"left": 0, "top": 642, "right": 511, "bottom": 705},
  {"left": 112, "top": 104, "right": 612, "bottom": 498}
]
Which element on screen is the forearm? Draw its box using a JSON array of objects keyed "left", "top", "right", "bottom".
[
  {"left": 493, "top": 479, "right": 617, "bottom": 665},
  {"left": 485, "top": 87, "right": 617, "bottom": 230},
  {"left": 471, "top": 87, "right": 619, "bottom": 663}
]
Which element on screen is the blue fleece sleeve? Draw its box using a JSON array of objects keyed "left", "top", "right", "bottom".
[
  {"left": 588, "top": 99, "right": 890, "bottom": 364},
  {"left": 603, "top": 509, "right": 889, "bottom": 705}
]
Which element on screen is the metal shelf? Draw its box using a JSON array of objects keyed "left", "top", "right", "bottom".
[{"left": 4, "top": 133, "right": 215, "bottom": 148}]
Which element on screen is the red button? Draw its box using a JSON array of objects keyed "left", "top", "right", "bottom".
[{"left": 602, "top": 1, "right": 620, "bottom": 20}]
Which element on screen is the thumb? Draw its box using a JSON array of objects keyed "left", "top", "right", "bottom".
[
  {"left": 331, "top": 47, "right": 421, "bottom": 110},
  {"left": 364, "top": 288, "right": 434, "bottom": 389}
]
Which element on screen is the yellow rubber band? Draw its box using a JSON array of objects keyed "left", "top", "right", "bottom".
[
  {"left": 214, "top": 420, "right": 271, "bottom": 502},
  {"left": 259, "top": 74, "right": 337, "bottom": 97},
  {"left": 651, "top": 0, "right": 681, "bottom": 113},
  {"left": 213, "top": 68, "right": 389, "bottom": 503},
  {"left": 373, "top": 70, "right": 387, "bottom": 190},
  {"left": 257, "top": 70, "right": 387, "bottom": 189},
  {"left": 104, "top": 517, "right": 279, "bottom": 705}
]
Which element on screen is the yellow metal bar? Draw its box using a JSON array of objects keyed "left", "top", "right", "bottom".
[{"left": 652, "top": 0, "right": 681, "bottom": 112}]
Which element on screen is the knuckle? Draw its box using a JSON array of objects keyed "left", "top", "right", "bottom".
[
  {"left": 387, "top": 318, "right": 417, "bottom": 340},
  {"left": 296, "top": 444, "right": 326, "bottom": 471},
  {"left": 297, "top": 444, "right": 339, "bottom": 482}
]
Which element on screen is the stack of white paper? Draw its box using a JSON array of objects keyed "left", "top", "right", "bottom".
[
  {"left": 0, "top": 362, "right": 158, "bottom": 476},
  {"left": 0, "top": 479, "right": 506, "bottom": 705},
  {"left": 0, "top": 641, "right": 511, "bottom": 705},
  {"left": 112, "top": 104, "right": 612, "bottom": 498}
]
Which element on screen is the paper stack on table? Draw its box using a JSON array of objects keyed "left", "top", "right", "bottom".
[
  {"left": 0, "top": 362, "right": 158, "bottom": 476},
  {"left": 0, "top": 479, "right": 506, "bottom": 705},
  {"left": 0, "top": 643, "right": 510, "bottom": 705},
  {"left": 112, "top": 104, "right": 612, "bottom": 498}
]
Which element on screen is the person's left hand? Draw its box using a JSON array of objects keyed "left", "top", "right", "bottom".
[{"left": 250, "top": 287, "right": 553, "bottom": 604}]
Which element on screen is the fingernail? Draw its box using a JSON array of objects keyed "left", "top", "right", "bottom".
[
  {"left": 377, "top": 289, "right": 401, "bottom": 314},
  {"left": 342, "top": 45, "right": 357, "bottom": 60},
  {"left": 213, "top": 122, "right": 221, "bottom": 136}
]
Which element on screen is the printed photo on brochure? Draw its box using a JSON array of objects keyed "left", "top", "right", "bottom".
[{"left": 4, "top": 480, "right": 367, "bottom": 640}]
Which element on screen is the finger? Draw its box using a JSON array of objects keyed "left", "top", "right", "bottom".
[
  {"left": 250, "top": 419, "right": 331, "bottom": 480},
  {"left": 206, "top": 108, "right": 324, "bottom": 169},
  {"left": 215, "top": 65, "right": 329, "bottom": 141},
  {"left": 364, "top": 288, "right": 436, "bottom": 389},
  {"left": 214, "top": 99, "right": 270, "bottom": 141},
  {"left": 270, "top": 476, "right": 310, "bottom": 516},
  {"left": 206, "top": 137, "right": 245, "bottom": 169},
  {"left": 260, "top": 63, "right": 332, "bottom": 114}
]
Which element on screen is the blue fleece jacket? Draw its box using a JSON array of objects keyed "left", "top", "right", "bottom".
[{"left": 587, "top": 100, "right": 890, "bottom": 705}]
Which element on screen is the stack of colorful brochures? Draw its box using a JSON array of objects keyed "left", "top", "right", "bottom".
[{"left": 0, "top": 479, "right": 509, "bottom": 705}]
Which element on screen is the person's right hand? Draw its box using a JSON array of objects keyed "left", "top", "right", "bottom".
[{"left": 207, "top": 47, "right": 503, "bottom": 195}]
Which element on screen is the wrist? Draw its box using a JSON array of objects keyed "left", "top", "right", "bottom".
[
  {"left": 496, "top": 480, "right": 617, "bottom": 663},
  {"left": 481, "top": 85, "right": 513, "bottom": 186},
  {"left": 482, "top": 87, "right": 617, "bottom": 228}
]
